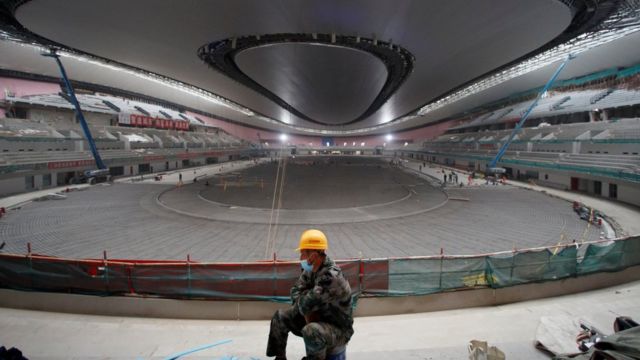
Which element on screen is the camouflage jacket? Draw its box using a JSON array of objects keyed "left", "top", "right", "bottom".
[{"left": 291, "top": 256, "right": 354, "bottom": 332}]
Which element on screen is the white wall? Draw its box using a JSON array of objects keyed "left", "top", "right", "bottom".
[
  {"left": 413, "top": 150, "right": 640, "bottom": 207},
  {"left": 28, "top": 108, "right": 75, "bottom": 128},
  {"left": 0, "top": 177, "right": 26, "bottom": 195},
  {"left": 581, "top": 143, "right": 640, "bottom": 155},
  {"left": 27, "top": 108, "right": 114, "bottom": 129},
  {"left": 0, "top": 139, "right": 74, "bottom": 152},
  {"left": 150, "top": 161, "right": 169, "bottom": 172},
  {"left": 614, "top": 182, "right": 640, "bottom": 206},
  {"left": 531, "top": 142, "right": 572, "bottom": 153},
  {"left": 85, "top": 113, "right": 114, "bottom": 127},
  {"left": 538, "top": 170, "right": 572, "bottom": 190}
]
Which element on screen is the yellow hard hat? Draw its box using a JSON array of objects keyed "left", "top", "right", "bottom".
[{"left": 295, "top": 229, "right": 328, "bottom": 252}]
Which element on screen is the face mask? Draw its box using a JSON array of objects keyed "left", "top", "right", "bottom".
[
  {"left": 300, "top": 258, "right": 314, "bottom": 272},
  {"left": 300, "top": 258, "right": 313, "bottom": 272}
]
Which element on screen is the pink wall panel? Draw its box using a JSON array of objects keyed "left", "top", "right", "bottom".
[
  {"left": 1, "top": 77, "right": 61, "bottom": 118},
  {"left": 0, "top": 78, "right": 60, "bottom": 99}
]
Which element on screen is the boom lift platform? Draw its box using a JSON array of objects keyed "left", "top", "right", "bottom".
[
  {"left": 42, "top": 50, "right": 110, "bottom": 184},
  {"left": 486, "top": 54, "right": 575, "bottom": 176}
]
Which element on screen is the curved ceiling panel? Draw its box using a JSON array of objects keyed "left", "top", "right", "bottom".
[
  {"left": 9, "top": 0, "right": 575, "bottom": 133},
  {"left": 235, "top": 43, "right": 387, "bottom": 125}
]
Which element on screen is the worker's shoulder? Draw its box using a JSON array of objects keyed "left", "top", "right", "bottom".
[{"left": 319, "top": 258, "right": 345, "bottom": 279}]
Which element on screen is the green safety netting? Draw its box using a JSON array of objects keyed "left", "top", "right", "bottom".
[
  {"left": 387, "top": 256, "right": 486, "bottom": 295},
  {"left": 578, "top": 237, "right": 640, "bottom": 275},
  {"left": 486, "top": 246, "right": 577, "bottom": 287},
  {"left": 0, "top": 236, "right": 639, "bottom": 300},
  {"left": 615, "top": 63, "right": 640, "bottom": 78}
]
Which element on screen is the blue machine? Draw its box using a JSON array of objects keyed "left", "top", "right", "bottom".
[
  {"left": 486, "top": 54, "right": 574, "bottom": 174},
  {"left": 42, "top": 49, "right": 107, "bottom": 171}
]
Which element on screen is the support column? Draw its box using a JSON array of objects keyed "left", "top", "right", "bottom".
[{"left": 572, "top": 141, "right": 581, "bottom": 154}]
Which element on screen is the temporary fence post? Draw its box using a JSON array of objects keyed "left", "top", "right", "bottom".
[
  {"left": 572, "top": 242, "right": 579, "bottom": 277},
  {"left": 358, "top": 257, "right": 364, "bottom": 295},
  {"left": 509, "top": 247, "right": 517, "bottom": 285},
  {"left": 439, "top": 248, "right": 444, "bottom": 290},
  {"left": 103, "top": 250, "right": 109, "bottom": 293},
  {"left": 26, "top": 242, "right": 33, "bottom": 288},
  {"left": 127, "top": 266, "right": 134, "bottom": 294},
  {"left": 273, "top": 252, "right": 277, "bottom": 297},
  {"left": 187, "top": 254, "right": 192, "bottom": 298}
]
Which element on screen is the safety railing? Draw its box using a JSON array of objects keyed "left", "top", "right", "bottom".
[
  {"left": 1, "top": 236, "right": 638, "bottom": 302},
  {"left": 420, "top": 150, "right": 640, "bottom": 182}
]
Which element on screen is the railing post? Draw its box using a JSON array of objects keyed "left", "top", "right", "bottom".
[
  {"left": 27, "top": 242, "right": 33, "bottom": 288},
  {"left": 358, "top": 257, "right": 364, "bottom": 295},
  {"left": 187, "top": 254, "right": 191, "bottom": 299},
  {"left": 103, "top": 250, "right": 109, "bottom": 293},
  {"left": 273, "top": 252, "right": 277, "bottom": 297},
  {"left": 127, "top": 266, "right": 135, "bottom": 294},
  {"left": 509, "top": 247, "right": 517, "bottom": 285},
  {"left": 572, "top": 240, "right": 579, "bottom": 277},
  {"left": 439, "top": 247, "right": 444, "bottom": 290}
]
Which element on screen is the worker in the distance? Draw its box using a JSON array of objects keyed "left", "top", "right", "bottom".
[{"left": 266, "top": 229, "right": 354, "bottom": 360}]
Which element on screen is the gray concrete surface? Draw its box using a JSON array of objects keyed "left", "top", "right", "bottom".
[
  {"left": 1, "top": 280, "right": 638, "bottom": 359},
  {"left": 1, "top": 156, "right": 639, "bottom": 360},
  {"left": 159, "top": 159, "right": 448, "bottom": 224},
  {"left": 0, "top": 158, "right": 602, "bottom": 261},
  {"left": 399, "top": 158, "right": 640, "bottom": 237},
  {"left": 200, "top": 157, "right": 415, "bottom": 209}
]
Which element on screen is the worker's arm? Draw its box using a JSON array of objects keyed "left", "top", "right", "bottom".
[
  {"left": 290, "top": 270, "right": 312, "bottom": 304},
  {"left": 297, "top": 284, "right": 323, "bottom": 316},
  {"left": 296, "top": 271, "right": 334, "bottom": 316}
]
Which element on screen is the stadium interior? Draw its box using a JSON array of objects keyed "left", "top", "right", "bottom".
[{"left": 0, "top": 1, "right": 639, "bottom": 359}]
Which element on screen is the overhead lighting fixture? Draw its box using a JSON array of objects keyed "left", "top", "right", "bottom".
[
  {"left": 279, "top": 133, "right": 288, "bottom": 142},
  {"left": 4, "top": 2, "right": 639, "bottom": 137},
  {"left": 417, "top": 21, "right": 640, "bottom": 117},
  {"left": 0, "top": 30, "right": 254, "bottom": 117}
]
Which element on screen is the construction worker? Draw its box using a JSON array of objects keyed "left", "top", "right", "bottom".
[{"left": 266, "top": 229, "right": 354, "bottom": 360}]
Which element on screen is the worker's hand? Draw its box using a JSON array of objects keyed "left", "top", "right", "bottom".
[{"left": 304, "top": 312, "right": 321, "bottom": 324}]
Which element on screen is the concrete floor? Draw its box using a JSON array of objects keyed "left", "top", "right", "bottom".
[
  {"left": 0, "top": 157, "right": 603, "bottom": 261},
  {"left": 200, "top": 157, "right": 415, "bottom": 209},
  {"left": 1, "top": 280, "right": 638, "bottom": 359},
  {"left": 1, "top": 157, "right": 640, "bottom": 359}
]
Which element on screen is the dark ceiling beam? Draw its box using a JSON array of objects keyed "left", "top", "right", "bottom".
[{"left": 198, "top": 33, "right": 414, "bottom": 126}]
